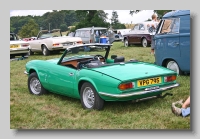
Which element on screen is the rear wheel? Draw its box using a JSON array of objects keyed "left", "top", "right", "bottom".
[
  {"left": 42, "top": 45, "right": 50, "bottom": 56},
  {"left": 142, "top": 38, "right": 148, "bottom": 47},
  {"left": 29, "top": 49, "right": 34, "bottom": 55},
  {"left": 124, "top": 38, "right": 129, "bottom": 47},
  {"left": 80, "top": 82, "right": 104, "bottom": 110},
  {"left": 166, "top": 60, "right": 182, "bottom": 75},
  {"left": 28, "top": 72, "right": 48, "bottom": 95}
]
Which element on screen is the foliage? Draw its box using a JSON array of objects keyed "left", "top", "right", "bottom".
[
  {"left": 10, "top": 10, "right": 80, "bottom": 36},
  {"left": 110, "top": 11, "right": 126, "bottom": 29},
  {"left": 75, "top": 10, "right": 110, "bottom": 29},
  {"left": 154, "top": 10, "right": 173, "bottom": 17},
  {"left": 60, "top": 24, "right": 68, "bottom": 32},
  {"left": 111, "top": 10, "right": 119, "bottom": 24},
  {"left": 18, "top": 19, "right": 39, "bottom": 38}
]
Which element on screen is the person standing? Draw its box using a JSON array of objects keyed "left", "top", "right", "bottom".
[{"left": 148, "top": 14, "right": 159, "bottom": 54}]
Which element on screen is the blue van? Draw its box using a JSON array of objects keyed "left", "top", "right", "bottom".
[{"left": 153, "top": 10, "right": 190, "bottom": 75}]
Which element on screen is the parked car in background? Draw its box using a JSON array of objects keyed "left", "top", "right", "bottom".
[
  {"left": 152, "top": 10, "right": 190, "bottom": 75},
  {"left": 24, "top": 43, "right": 179, "bottom": 110},
  {"left": 74, "top": 27, "right": 115, "bottom": 44},
  {"left": 28, "top": 29, "right": 83, "bottom": 56},
  {"left": 123, "top": 21, "right": 158, "bottom": 47},
  {"left": 10, "top": 33, "right": 29, "bottom": 58}
]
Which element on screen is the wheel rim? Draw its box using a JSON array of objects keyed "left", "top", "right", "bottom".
[
  {"left": 43, "top": 47, "right": 46, "bottom": 55},
  {"left": 30, "top": 77, "right": 41, "bottom": 95},
  {"left": 124, "top": 40, "right": 128, "bottom": 47},
  {"left": 28, "top": 49, "right": 32, "bottom": 55},
  {"left": 83, "top": 87, "right": 95, "bottom": 108},
  {"left": 167, "top": 61, "right": 179, "bottom": 74},
  {"left": 142, "top": 39, "right": 147, "bottom": 47}
]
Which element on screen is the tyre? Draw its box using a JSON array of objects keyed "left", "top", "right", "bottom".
[
  {"left": 42, "top": 45, "right": 50, "bottom": 56},
  {"left": 80, "top": 82, "right": 104, "bottom": 110},
  {"left": 166, "top": 60, "right": 182, "bottom": 75},
  {"left": 124, "top": 39, "right": 129, "bottom": 47},
  {"left": 28, "top": 49, "right": 34, "bottom": 55},
  {"left": 142, "top": 38, "right": 148, "bottom": 47},
  {"left": 28, "top": 72, "right": 48, "bottom": 95}
]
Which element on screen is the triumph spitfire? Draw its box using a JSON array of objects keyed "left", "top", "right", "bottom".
[{"left": 24, "top": 43, "right": 179, "bottom": 110}]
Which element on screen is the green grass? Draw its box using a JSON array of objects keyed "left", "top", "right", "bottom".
[{"left": 10, "top": 42, "right": 190, "bottom": 129}]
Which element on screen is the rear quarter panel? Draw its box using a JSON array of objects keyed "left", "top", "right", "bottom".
[{"left": 77, "top": 69, "right": 121, "bottom": 96}]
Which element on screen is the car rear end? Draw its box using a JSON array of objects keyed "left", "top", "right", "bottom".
[
  {"left": 10, "top": 41, "right": 30, "bottom": 57},
  {"left": 49, "top": 36, "right": 83, "bottom": 51},
  {"left": 91, "top": 62, "right": 179, "bottom": 101}
]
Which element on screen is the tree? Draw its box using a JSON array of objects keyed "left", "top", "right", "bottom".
[
  {"left": 110, "top": 11, "right": 119, "bottom": 25},
  {"left": 18, "top": 19, "right": 39, "bottom": 38},
  {"left": 75, "top": 10, "right": 110, "bottom": 29},
  {"left": 60, "top": 24, "right": 68, "bottom": 32}
]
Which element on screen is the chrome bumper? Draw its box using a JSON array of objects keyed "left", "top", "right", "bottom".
[{"left": 99, "top": 83, "right": 179, "bottom": 98}]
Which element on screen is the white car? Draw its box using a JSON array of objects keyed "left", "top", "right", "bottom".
[
  {"left": 28, "top": 29, "right": 83, "bottom": 56},
  {"left": 10, "top": 33, "right": 30, "bottom": 58}
]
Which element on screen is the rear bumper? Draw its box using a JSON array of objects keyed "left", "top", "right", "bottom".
[
  {"left": 10, "top": 49, "right": 29, "bottom": 55},
  {"left": 99, "top": 83, "right": 179, "bottom": 98}
]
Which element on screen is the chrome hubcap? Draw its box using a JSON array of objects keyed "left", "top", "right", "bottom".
[
  {"left": 125, "top": 40, "right": 128, "bottom": 47},
  {"left": 142, "top": 39, "right": 147, "bottom": 47},
  {"left": 83, "top": 87, "right": 95, "bottom": 108},
  {"left": 43, "top": 47, "right": 46, "bottom": 55},
  {"left": 30, "top": 77, "right": 41, "bottom": 94},
  {"left": 167, "top": 61, "right": 179, "bottom": 74}
]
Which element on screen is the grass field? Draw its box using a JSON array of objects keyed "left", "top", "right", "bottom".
[{"left": 10, "top": 41, "right": 190, "bottom": 129}]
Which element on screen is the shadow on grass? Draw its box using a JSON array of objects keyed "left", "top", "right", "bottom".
[{"left": 44, "top": 90, "right": 167, "bottom": 113}]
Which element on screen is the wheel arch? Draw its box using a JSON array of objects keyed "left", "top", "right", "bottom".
[
  {"left": 41, "top": 43, "right": 49, "bottom": 50},
  {"left": 162, "top": 58, "right": 177, "bottom": 67},
  {"left": 78, "top": 78, "right": 99, "bottom": 95}
]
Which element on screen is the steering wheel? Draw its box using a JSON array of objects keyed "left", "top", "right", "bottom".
[{"left": 93, "top": 55, "right": 105, "bottom": 62}]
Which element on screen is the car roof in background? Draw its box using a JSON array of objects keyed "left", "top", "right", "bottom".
[
  {"left": 163, "top": 10, "right": 190, "bottom": 18},
  {"left": 76, "top": 27, "right": 107, "bottom": 31}
]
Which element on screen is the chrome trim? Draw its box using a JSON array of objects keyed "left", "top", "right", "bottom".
[
  {"left": 24, "top": 71, "right": 29, "bottom": 75},
  {"left": 99, "top": 83, "right": 179, "bottom": 98}
]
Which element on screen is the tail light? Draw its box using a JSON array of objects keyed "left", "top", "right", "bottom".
[
  {"left": 118, "top": 82, "right": 135, "bottom": 90},
  {"left": 21, "top": 44, "right": 29, "bottom": 47},
  {"left": 53, "top": 43, "right": 60, "bottom": 46},
  {"left": 164, "top": 75, "right": 176, "bottom": 82},
  {"left": 90, "top": 40, "right": 92, "bottom": 43},
  {"left": 77, "top": 41, "right": 82, "bottom": 44}
]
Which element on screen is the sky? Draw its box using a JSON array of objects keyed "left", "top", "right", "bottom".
[{"left": 10, "top": 10, "right": 154, "bottom": 24}]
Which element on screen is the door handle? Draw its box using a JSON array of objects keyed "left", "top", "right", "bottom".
[
  {"left": 69, "top": 73, "right": 74, "bottom": 76},
  {"left": 174, "top": 42, "right": 179, "bottom": 45}
]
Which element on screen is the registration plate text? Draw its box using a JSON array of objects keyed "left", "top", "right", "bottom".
[
  {"left": 10, "top": 44, "right": 19, "bottom": 48},
  {"left": 137, "top": 77, "right": 161, "bottom": 87}
]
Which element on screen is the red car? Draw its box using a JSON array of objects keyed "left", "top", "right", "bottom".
[{"left": 123, "top": 21, "right": 158, "bottom": 47}]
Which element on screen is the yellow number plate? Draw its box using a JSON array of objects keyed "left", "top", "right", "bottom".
[
  {"left": 137, "top": 77, "right": 161, "bottom": 87},
  {"left": 10, "top": 44, "right": 19, "bottom": 48}
]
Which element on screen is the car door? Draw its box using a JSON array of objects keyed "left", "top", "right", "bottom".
[
  {"left": 154, "top": 18, "right": 180, "bottom": 66},
  {"left": 29, "top": 32, "right": 46, "bottom": 51},
  {"left": 46, "top": 65, "right": 77, "bottom": 96},
  {"left": 137, "top": 24, "right": 145, "bottom": 43},
  {"left": 129, "top": 24, "right": 139, "bottom": 43}
]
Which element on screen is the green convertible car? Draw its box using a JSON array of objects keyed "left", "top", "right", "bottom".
[{"left": 24, "top": 43, "right": 179, "bottom": 110}]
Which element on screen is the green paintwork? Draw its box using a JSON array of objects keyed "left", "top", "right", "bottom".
[{"left": 25, "top": 44, "right": 179, "bottom": 102}]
